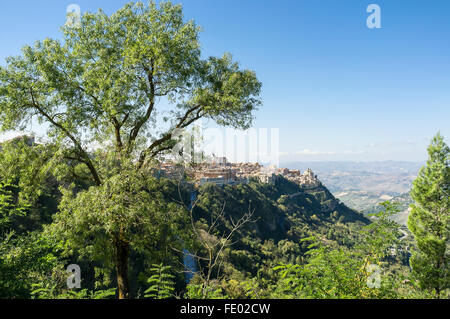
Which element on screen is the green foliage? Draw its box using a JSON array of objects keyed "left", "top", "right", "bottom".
[
  {"left": 222, "top": 278, "right": 264, "bottom": 299},
  {"left": 45, "top": 166, "right": 190, "bottom": 278},
  {"left": 408, "top": 133, "right": 450, "bottom": 298},
  {"left": 31, "top": 282, "right": 116, "bottom": 299},
  {"left": 185, "top": 280, "right": 227, "bottom": 299},
  {"left": 0, "top": 231, "right": 64, "bottom": 298},
  {"left": 270, "top": 201, "right": 409, "bottom": 299},
  {"left": 144, "top": 263, "right": 175, "bottom": 299},
  {"left": 0, "top": 180, "right": 27, "bottom": 234},
  {"left": 363, "top": 201, "right": 401, "bottom": 262},
  {"left": 0, "top": 163, "right": 62, "bottom": 299}
]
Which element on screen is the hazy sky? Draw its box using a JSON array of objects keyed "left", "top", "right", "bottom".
[{"left": 0, "top": 0, "right": 449, "bottom": 162}]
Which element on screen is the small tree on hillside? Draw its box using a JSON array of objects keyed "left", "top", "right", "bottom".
[{"left": 408, "top": 133, "right": 450, "bottom": 298}]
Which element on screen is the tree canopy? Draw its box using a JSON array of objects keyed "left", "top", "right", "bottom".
[
  {"left": 408, "top": 132, "right": 450, "bottom": 298},
  {"left": 0, "top": 1, "right": 261, "bottom": 185}
]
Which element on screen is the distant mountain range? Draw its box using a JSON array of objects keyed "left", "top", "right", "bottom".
[{"left": 281, "top": 161, "right": 423, "bottom": 225}]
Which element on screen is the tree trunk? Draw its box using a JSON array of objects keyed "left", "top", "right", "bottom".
[{"left": 114, "top": 236, "right": 130, "bottom": 299}]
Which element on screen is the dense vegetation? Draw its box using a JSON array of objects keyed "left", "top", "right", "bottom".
[
  {"left": 0, "top": 134, "right": 447, "bottom": 299},
  {"left": 0, "top": 1, "right": 448, "bottom": 299}
]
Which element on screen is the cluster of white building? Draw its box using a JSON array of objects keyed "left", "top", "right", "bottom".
[{"left": 158, "top": 156, "right": 321, "bottom": 189}]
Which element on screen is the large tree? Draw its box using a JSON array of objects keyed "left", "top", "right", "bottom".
[
  {"left": 0, "top": 1, "right": 261, "bottom": 298},
  {"left": 408, "top": 133, "right": 449, "bottom": 298}
]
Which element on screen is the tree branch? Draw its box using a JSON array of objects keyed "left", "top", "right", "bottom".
[
  {"left": 137, "top": 104, "right": 204, "bottom": 168},
  {"left": 126, "top": 62, "right": 156, "bottom": 154},
  {"left": 29, "top": 88, "right": 101, "bottom": 186}
]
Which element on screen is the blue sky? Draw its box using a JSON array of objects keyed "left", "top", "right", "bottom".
[{"left": 0, "top": 0, "right": 449, "bottom": 161}]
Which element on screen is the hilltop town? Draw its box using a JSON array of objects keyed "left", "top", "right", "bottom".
[{"left": 157, "top": 156, "right": 322, "bottom": 189}]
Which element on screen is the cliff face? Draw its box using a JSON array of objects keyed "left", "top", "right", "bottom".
[
  {"left": 190, "top": 176, "right": 369, "bottom": 277},
  {"left": 194, "top": 175, "right": 369, "bottom": 243}
]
